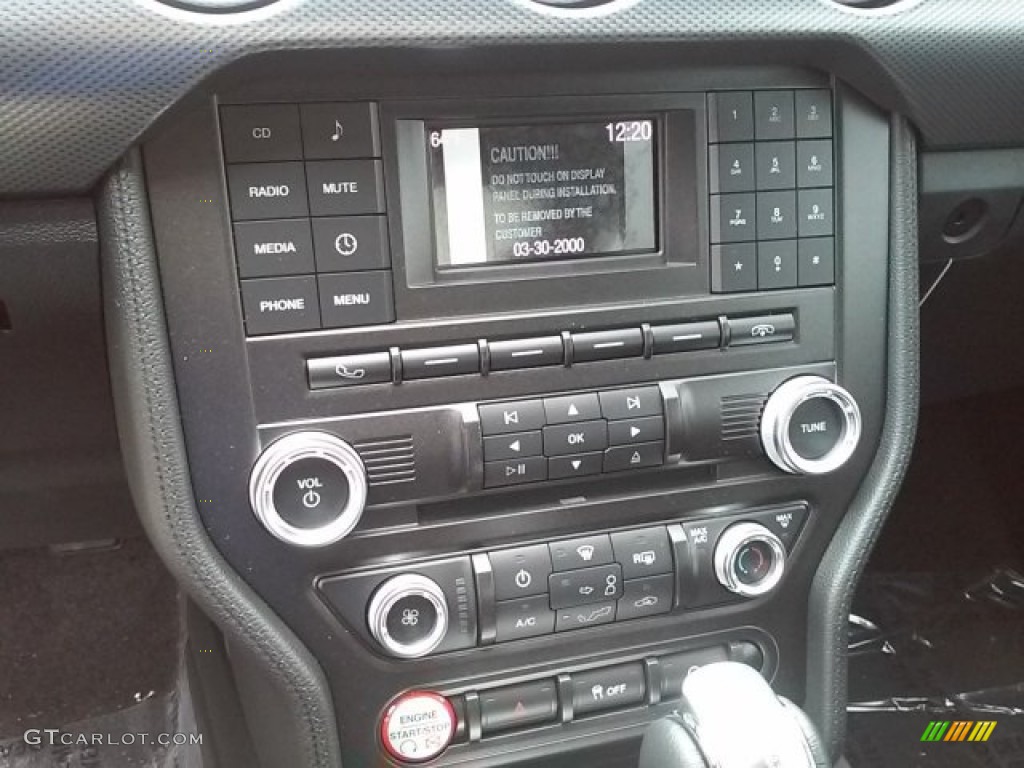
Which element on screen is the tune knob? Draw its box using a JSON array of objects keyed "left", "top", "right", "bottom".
[
  {"left": 760, "top": 375, "right": 862, "bottom": 475},
  {"left": 368, "top": 574, "right": 450, "bottom": 659},
  {"left": 714, "top": 522, "right": 786, "bottom": 598},
  {"left": 248, "top": 431, "right": 367, "bottom": 547}
]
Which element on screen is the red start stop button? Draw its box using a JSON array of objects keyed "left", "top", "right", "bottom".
[{"left": 380, "top": 691, "right": 456, "bottom": 763}]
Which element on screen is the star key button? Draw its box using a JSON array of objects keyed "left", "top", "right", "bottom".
[{"left": 712, "top": 242, "right": 757, "bottom": 293}]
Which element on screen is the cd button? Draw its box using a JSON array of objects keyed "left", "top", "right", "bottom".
[
  {"left": 494, "top": 596, "right": 556, "bottom": 642},
  {"left": 483, "top": 431, "right": 543, "bottom": 462},
  {"left": 603, "top": 442, "right": 664, "bottom": 472},
  {"left": 478, "top": 400, "right": 546, "bottom": 435},
  {"left": 549, "top": 534, "right": 614, "bottom": 571},
  {"left": 543, "top": 420, "right": 608, "bottom": 457},
  {"left": 572, "top": 329, "right": 644, "bottom": 362},
  {"left": 490, "top": 337, "right": 564, "bottom": 371},
  {"left": 543, "top": 392, "right": 601, "bottom": 424},
  {"left": 300, "top": 102, "right": 380, "bottom": 160},
  {"left": 607, "top": 416, "right": 665, "bottom": 446},
  {"left": 318, "top": 271, "right": 395, "bottom": 328},
  {"left": 547, "top": 452, "right": 603, "bottom": 480},
  {"left": 402, "top": 344, "right": 480, "bottom": 379},
  {"left": 483, "top": 457, "right": 547, "bottom": 489},
  {"left": 598, "top": 386, "right": 662, "bottom": 420},
  {"left": 220, "top": 104, "right": 302, "bottom": 164},
  {"left": 312, "top": 216, "right": 390, "bottom": 272},
  {"left": 488, "top": 545, "right": 552, "bottom": 601},
  {"left": 307, "top": 352, "right": 392, "bottom": 389},
  {"left": 305, "top": 159, "right": 385, "bottom": 217}
]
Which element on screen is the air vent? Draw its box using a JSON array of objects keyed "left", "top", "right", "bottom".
[
  {"left": 721, "top": 394, "right": 768, "bottom": 443},
  {"left": 355, "top": 436, "right": 417, "bottom": 487},
  {"left": 155, "top": 0, "right": 278, "bottom": 13}
]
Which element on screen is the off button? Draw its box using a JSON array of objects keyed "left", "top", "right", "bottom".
[
  {"left": 271, "top": 457, "right": 350, "bottom": 529},
  {"left": 380, "top": 691, "right": 456, "bottom": 764}
]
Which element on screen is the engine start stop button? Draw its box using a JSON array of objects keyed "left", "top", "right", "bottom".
[{"left": 380, "top": 691, "right": 456, "bottom": 763}]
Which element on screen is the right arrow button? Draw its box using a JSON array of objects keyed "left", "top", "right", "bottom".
[{"left": 607, "top": 415, "right": 665, "bottom": 446}]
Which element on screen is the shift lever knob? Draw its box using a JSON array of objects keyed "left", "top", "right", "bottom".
[{"left": 639, "top": 662, "right": 830, "bottom": 768}]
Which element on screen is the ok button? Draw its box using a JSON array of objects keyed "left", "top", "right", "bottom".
[{"left": 542, "top": 420, "right": 608, "bottom": 457}]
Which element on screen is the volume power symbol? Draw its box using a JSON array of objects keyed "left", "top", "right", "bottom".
[{"left": 302, "top": 489, "right": 322, "bottom": 508}]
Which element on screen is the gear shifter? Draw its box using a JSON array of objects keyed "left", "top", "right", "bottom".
[{"left": 639, "top": 662, "right": 831, "bottom": 768}]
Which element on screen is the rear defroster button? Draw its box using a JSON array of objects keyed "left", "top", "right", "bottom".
[{"left": 380, "top": 691, "right": 456, "bottom": 763}]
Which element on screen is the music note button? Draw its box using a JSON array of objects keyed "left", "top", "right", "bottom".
[{"left": 300, "top": 102, "right": 381, "bottom": 160}]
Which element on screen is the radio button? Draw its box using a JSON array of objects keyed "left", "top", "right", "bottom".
[
  {"left": 312, "top": 215, "right": 390, "bottom": 272},
  {"left": 547, "top": 452, "right": 603, "bottom": 480},
  {"left": 711, "top": 193, "right": 756, "bottom": 244},
  {"left": 484, "top": 457, "right": 547, "bottom": 489},
  {"left": 307, "top": 352, "right": 392, "bottom": 390},
  {"left": 608, "top": 416, "right": 665, "bottom": 446},
  {"left": 479, "top": 400, "right": 546, "bottom": 435},
  {"left": 757, "top": 240, "right": 798, "bottom": 291},
  {"left": 543, "top": 420, "right": 608, "bottom": 457},
  {"left": 755, "top": 141, "right": 797, "bottom": 192},
  {"left": 305, "top": 159, "right": 385, "bottom": 217},
  {"left": 616, "top": 575, "right": 674, "bottom": 622},
  {"left": 483, "top": 431, "right": 543, "bottom": 462},
  {"left": 490, "top": 336, "right": 564, "bottom": 371},
  {"left": 756, "top": 190, "right": 797, "bottom": 240},
  {"left": 549, "top": 564, "right": 623, "bottom": 610},
  {"left": 402, "top": 344, "right": 479, "bottom": 379},
  {"left": 488, "top": 545, "right": 552, "bottom": 601},
  {"left": 651, "top": 320, "right": 722, "bottom": 354},
  {"left": 708, "top": 91, "right": 754, "bottom": 143},
  {"left": 603, "top": 441, "right": 664, "bottom": 473},
  {"left": 234, "top": 219, "right": 315, "bottom": 279},
  {"left": 543, "top": 392, "right": 601, "bottom": 424},
  {"left": 318, "top": 271, "right": 395, "bottom": 329},
  {"left": 754, "top": 90, "right": 796, "bottom": 141},
  {"left": 240, "top": 275, "right": 320, "bottom": 335},
  {"left": 494, "top": 596, "right": 556, "bottom": 642},
  {"left": 795, "top": 90, "right": 833, "bottom": 139},
  {"left": 610, "top": 527, "right": 673, "bottom": 579},
  {"left": 572, "top": 329, "right": 644, "bottom": 362},
  {"left": 598, "top": 386, "right": 662, "bottom": 420},
  {"left": 729, "top": 313, "right": 796, "bottom": 347},
  {"left": 549, "top": 534, "right": 614, "bottom": 572},
  {"left": 299, "top": 102, "right": 380, "bottom": 160},
  {"left": 220, "top": 104, "right": 302, "bottom": 164},
  {"left": 555, "top": 601, "right": 616, "bottom": 632},
  {"left": 710, "top": 143, "right": 755, "bottom": 194},
  {"left": 227, "top": 162, "right": 309, "bottom": 221}
]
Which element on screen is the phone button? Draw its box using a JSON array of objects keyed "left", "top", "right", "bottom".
[{"left": 307, "top": 352, "right": 392, "bottom": 389}]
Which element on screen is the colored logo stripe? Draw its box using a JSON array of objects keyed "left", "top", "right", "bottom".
[{"left": 921, "top": 721, "right": 997, "bottom": 742}]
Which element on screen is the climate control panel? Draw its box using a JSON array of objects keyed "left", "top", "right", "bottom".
[{"left": 317, "top": 503, "right": 808, "bottom": 659}]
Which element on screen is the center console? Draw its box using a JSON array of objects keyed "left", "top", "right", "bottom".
[{"left": 140, "top": 55, "right": 891, "bottom": 767}]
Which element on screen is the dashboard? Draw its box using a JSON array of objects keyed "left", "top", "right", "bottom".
[{"left": 17, "top": 0, "right": 1024, "bottom": 766}]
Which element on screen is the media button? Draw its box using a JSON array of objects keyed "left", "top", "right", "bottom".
[
  {"left": 607, "top": 416, "right": 665, "bottom": 446},
  {"left": 305, "top": 160, "right": 386, "bottom": 217},
  {"left": 240, "top": 275, "right": 320, "bottom": 335},
  {"left": 307, "top": 352, "right": 392, "bottom": 390},
  {"left": 543, "top": 392, "right": 600, "bottom": 424},
  {"left": 610, "top": 527, "right": 673, "bottom": 579},
  {"left": 220, "top": 104, "right": 302, "bottom": 164},
  {"left": 494, "top": 596, "right": 555, "bottom": 642},
  {"left": 479, "top": 400, "right": 546, "bottom": 435},
  {"left": 317, "top": 271, "right": 395, "bottom": 328},
  {"left": 312, "top": 215, "right": 390, "bottom": 272},
  {"left": 616, "top": 574, "right": 674, "bottom": 622},
  {"left": 299, "top": 102, "right": 380, "bottom": 160},
  {"left": 483, "top": 431, "right": 543, "bottom": 462},
  {"left": 547, "top": 452, "right": 603, "bottom": 480},
  {"left": 572, "top": 329, "right": 644, "bottom": 363},
  {"left": 234, "top": 219, "right": 315, "bottom": 278},
  {"left": 227, "top": 162, "right": 309, "bottom": 221},
  {"left": 488, "top": 545, "right": 552, "bottom": 601},
  {"left": 543, "top": 420, "right": 608, "bottom": 457},
  {"left": 603, "top": 442, "right": 664, "bottom": 472},
  {"left": 549, "top": 534, "right": 614, "bottom": 571},
  {"left": 483, "top": 457, "right": 547, "bottom": 489},
  {"left": 598, "top": 386, "right": 662, "bottom": 420},
  {"left": 571, "top": 663, "right": 646, "bottom": 716}
]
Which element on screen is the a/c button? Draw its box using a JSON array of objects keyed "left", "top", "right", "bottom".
[{"left": 318, "top": 271, "right": 395, "bottom": 328}]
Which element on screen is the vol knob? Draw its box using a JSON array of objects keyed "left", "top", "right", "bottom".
[
  {"left": 760, "top": 376, "right": 861, "bottom": 475},
  {"left": 248, "top": 431, "right": 367, "bottom": 547}
]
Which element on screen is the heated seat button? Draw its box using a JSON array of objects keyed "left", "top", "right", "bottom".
[
  {"left": 549, "top": 564, "right": 622, "bottom": 609},
  {"left": 271, "top": 457, "right": 349, "bottom": 529},
  {"left": 480, "top": 680, "right": 558, "bottom": 735},
  {"left": 616, "top": 574, "right": 674, "bottom": 622},
  {"left": 234, "top": 219, "right": 314, "bottom": 278},
  {"left": 312, "top": 216, "right": 390, "bottom": 272},
  {"left": 318, "top": 271, "right": 395, "bottom": 328},
  {"left": 488, "top": 545, "right": 552, "bottom": 601},
  {"left": 611, "top": 527, "right": 673, "bottom": 579},
  {"left": 227, "top": 162, "right": 309, "bottom": 221},
  {"left": 543, "top": 420, "right": 608, "bottom": 457},
  {"left": 220, "top": 104, "right": 302, "bottom": 164},
  {"left": 599, "top": 386, "right": 663, "bottom": 420},
  {"left": 305, "top": 159, "right": 386, "bottom": 217},
  {"left": 571, "top": 663, "right": 646, "bottom": 716},
  {"left": 494, "top": 596, "right": 556, "bottom": 642},
  {"left": 307, "top": 352, "right": 392, "bottom": 390},
  {"left": 240, "top": 275, "right": 320, "bottom": 335},
  {"left": 299, "top": 102, "right": 380, "bottom": 160}
]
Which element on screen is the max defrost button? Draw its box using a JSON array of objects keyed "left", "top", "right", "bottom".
[
  {"left": 317, "top": 271, "right": 394, "bottom": 328},
  {"left": 488, "top": 545, "right": 552, "bottom": 601},
  {"left": 240, "top": 276, "right": 320, "bottom": 335},
  {"left": 305, "top": 159, "right": 385, "bottom": 217},
  {"left": 307, "top": 352, "right": 392, "bottom": 390},
  {"left": 380, "top": 691, "right": 456, "bottom": 764},
  {"left": 312, "top": 216, "right": 390, "bottom": 272}
]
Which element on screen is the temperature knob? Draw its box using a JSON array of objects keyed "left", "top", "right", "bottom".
[
  {"left": 714, "top": 522, "right": 786, "bottom": 598},
  {"left": 760, "top": 376, "right": 862, "bottom": 475},
  {"left": 248, "top": 431, "right": 367, "bottom": 547},
  {"left": 368, "top": 574, "right": 450, "bottom": 659}
]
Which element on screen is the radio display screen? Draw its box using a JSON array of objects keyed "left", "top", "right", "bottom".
[{"left": 427, "top": 119, "right": 658, "bottom": 268}]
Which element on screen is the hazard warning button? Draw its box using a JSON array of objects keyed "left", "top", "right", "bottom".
[
  {"left": 479, "top": 679, "right": 559, "bottom": 735},
  {"left": 380, "top": 691, "right": 456, "bottom": 763}
]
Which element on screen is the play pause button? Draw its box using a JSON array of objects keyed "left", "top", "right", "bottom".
[
  {"left": 548, "top": 452, "right": 603, "bottom": 480},
  {"left": 484, "top": 456, "right": 547, "bottom": 488},
  {"left": 483, "top": 431, "right": 543, "bottom": 461}
]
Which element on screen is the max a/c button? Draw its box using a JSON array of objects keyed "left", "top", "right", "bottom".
[{"left": 318, "top": 271, "right": 395, "bottom": 328}]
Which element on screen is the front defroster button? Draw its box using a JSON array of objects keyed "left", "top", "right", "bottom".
[{"left": 380, "top": 691, "right": 456, "bottom": 764}]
